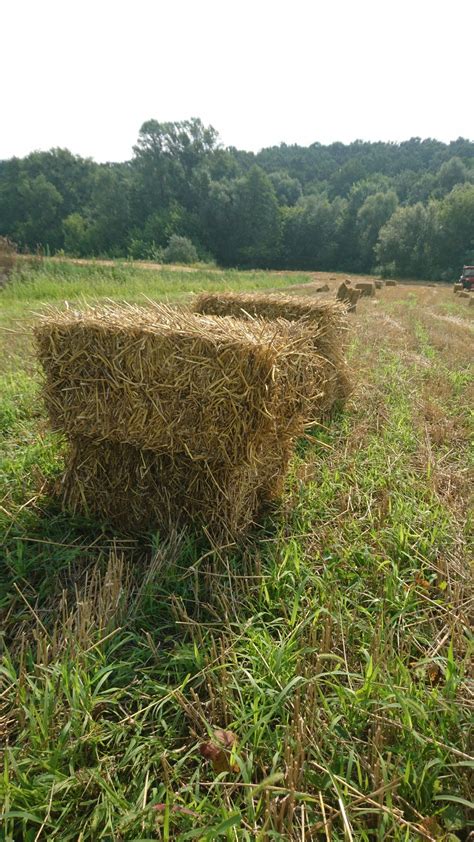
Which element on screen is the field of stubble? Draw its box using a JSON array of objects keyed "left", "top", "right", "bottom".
[{"left": 1, "top": 260, "right": 472, "bottom": 841}]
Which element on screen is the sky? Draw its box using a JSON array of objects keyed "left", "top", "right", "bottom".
[{"left": 2, "top": 0, "right": 473, "bottom": 162}]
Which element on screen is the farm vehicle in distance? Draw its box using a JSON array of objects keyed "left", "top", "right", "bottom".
[{"left": 459, "top": 266, "right": 474, "bottom": 290}]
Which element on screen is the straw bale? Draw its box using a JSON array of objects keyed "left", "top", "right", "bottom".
[
  {"left": 458, "top": 290, "right": 470, "bottom": 299},
  {"left": 347, "top": 288, "right": 362, "bottom": 312},
  {"left": 194, "top": 291, "right": 344, "bottom": 326},
  {"left": 336, "top": 281, "right": 351, "bottom": 302},
  {"left": 337, "top": 282, "right": 361, "bottom": 312},
  {"left": 453, "top": 283, "right": 463, "bottom": 293},
  {"left": 193, "top": 292, "right": 351, "bottom": 414},
  {"left": 60, "top": 435, "right": 291, "bottom": 537},
  {"left": 375, "top": 280, "right": 384, "bottom": 289},
  {"left": 355, "top": 281, "right": 376, "bottom": 297},
  {"left": 35, "top": 301, "right": 326, "bottom": 462},
  {"left": 385, "top": 280, "right": 397, "bottom": 287}
]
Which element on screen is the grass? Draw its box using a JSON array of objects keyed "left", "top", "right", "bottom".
[
  {"left": 0, "top": 262, "right": 473, "bottom": 840},
  {"left": 2, "top": 257, "right": 312, "bottom": 305}
]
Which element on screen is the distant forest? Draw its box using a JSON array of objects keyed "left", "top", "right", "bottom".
[{"left": 1, "top": 119, "right": 473, "bottom": 279}]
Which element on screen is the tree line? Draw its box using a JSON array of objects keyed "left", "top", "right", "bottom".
[{"left": 1, "top": 119, "right": 473, "bottom": 279}]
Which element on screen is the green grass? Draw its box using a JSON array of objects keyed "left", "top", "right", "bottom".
[
  {"left": 2, "top": 258, "right": 308, "bottom": 305},
  {"left": 0, "top": 266, "right": 473, "bottom": 840}
]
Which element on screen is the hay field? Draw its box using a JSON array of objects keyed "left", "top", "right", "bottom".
[{"left": 0, "top": 261, "right": 473, "bottom": 841}]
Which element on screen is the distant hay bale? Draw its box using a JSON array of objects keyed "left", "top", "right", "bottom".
[
  {"left": 337, "top": 282, "right": 361, "bottom": 312},
  {"left": 355, "top": 281, "right": 376, "bottom": 297},
  {"left": 375, "top": 280, "right": 384, "bottom": 289},
  {"left": 336, "top": 281, "right": 351, "bottom": 302},
  {"left": 458, "top": 290, "right": 470, "bottom": 299},
  {"left": 316, "top": 283, "right": 330, "bottom": 292},
  {"left": 346, "top": 289, "right": 361, "bottom": 312},
  {"left": 193, "top": 292, "right": 351, "bottom": 414},
  {"left": 453, "top": 283, "right": 463, "bottom": 293},
  {"left": 385, "top": 280, "right": 397, "bottom": 287}
]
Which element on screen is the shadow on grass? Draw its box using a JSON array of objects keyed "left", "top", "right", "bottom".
[{"left": 1, "top": 483, "right": 289, "bottom": 655}]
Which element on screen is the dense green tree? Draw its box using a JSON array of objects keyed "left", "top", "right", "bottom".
[
  {"left": 434, "top": 184, "right": 474, "bottom": 274},
  {"left": 163, "top": 234, "right": 198, "bottom": 264},
  {"left": 375, "top": 202, "right": 439, "bottom": 278},
  {"left": 281, "top": 194, "right": 345, "bottom": 269},
  {"left": 393, "top": 169, "right": 437, "bottom": 204},
  {"left": 86, "top": 166, "right": 132, "bottom": 255},
  {"left": 0, "top": 158, "right": 24, "bottom": 239},
  {"left": 337, "top": 177, "right": 391, "bottom": 270},
  {"left": 132, "top": 118, "right": 217, "bottom": 218},
  {"left": 1, "top": 122, "right": 473, "bottom": 274},
  {"left": 14, "top": 174, "right": 63, "bottom": 250},
  {"left": 63, "top": 213, "right": 92, "bottom": 256},
  {"left": 141, "top": 203, "right": 188, "bottom": 249},
  {"left": 20, "top": 148, "right": 96, "bottom": 217},
  {"left": 232, "top": 166, "right": 281, "bottom": 266},
  {"left": 201, "top": 180, "right": 235, "bottom": 265},
  {"left": 268, "top": 171, "right": 302, "bottom": 206},
  {"left": 328, "top": 158, "right": 368, "bottom": 198},
  {"left": 0, "top": 151, "right": 95, "bottom": 251},
  {"left": 436, "top": 156, "right": 470, "bottom": 195},
  {"left": 201, "top": 168, "right": 281, "bottom": 267},
  {"left": 356, "top": 190, "right": 398, "bottom": 271}
]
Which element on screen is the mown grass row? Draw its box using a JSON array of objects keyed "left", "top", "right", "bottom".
[{"left": 1, "top": 271, "right": 472, "bottom": 840}]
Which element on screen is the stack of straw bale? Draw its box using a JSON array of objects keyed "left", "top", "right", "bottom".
[
  {"left": 193, "top": 292, "right": 350, "bottom": 416},
  {"left": 35, "top": 301, "right": 328, "bottom": 536}
]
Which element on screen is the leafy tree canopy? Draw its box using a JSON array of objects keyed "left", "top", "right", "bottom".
[{"left": 1, "top": 120, "right": 473, "bottom": 278}]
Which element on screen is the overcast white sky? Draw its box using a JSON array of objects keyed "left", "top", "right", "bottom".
[{"left": 2, "top": 0, "right": 473, "bottom": 162}]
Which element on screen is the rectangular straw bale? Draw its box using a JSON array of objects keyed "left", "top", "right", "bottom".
[
  {"left": 61, "top": 435, "right": 292, "bottom": 537},
  {"left": 354, "top": 281, "right": 376, "bottom": 297},
  {"left": 193, "top": 292, "right": 351, "bottom": 415},
  {"left": 193, "top": 291, "right": 345, "bottom": 331},
  {"left": 35, "top": 302, "right": 324, "bottom": 463}
]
